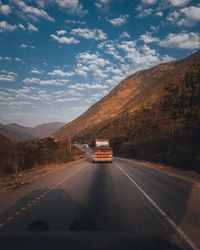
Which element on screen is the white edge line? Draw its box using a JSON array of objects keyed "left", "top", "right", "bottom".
[{"left": 115, "top": 162, "right": 200, "bottom": 250}]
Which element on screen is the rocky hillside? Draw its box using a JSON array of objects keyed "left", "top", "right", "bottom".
[{"left": 53, "top": 51, "right": 200, "bottom": 171}]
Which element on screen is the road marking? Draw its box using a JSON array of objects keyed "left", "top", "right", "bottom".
[
  {"left": 7, "top": 217, "right": 14, "bottom": 221},
  {"left": 115, "top": 162, "right": 200, "bottom": 250},
  {"left": 1, "top": 165, "right": 86, "bottom": 229}
]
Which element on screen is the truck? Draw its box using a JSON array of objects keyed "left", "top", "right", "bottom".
[{"left": 92, "top": 139, "right": 113, "bottom": 163}]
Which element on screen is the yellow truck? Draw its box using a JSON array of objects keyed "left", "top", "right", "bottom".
[{"left": 92, "top": 139, "right": 113, "bottom": 163}]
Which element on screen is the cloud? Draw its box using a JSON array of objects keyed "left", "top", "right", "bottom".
[
  {"left": 76, "top": 52, "right": 110, "bottom": 67},
  {"left": 71, "top": 28, "right": 107, "bottom": 40},
  {"left": 30, "top": 68, "right": 43, "bottom": 74},
  {"left": 23, "top": 77, "right": 69, "bottom": 86},
  {"left": 136, "top": 7, "right": 153, "bottom": 17},
  {"left": 107, "top": 14, "right": 130, "bottom": 26},
  {"left": 69, "top": 83, "right": 108, "bottom": 90},
  {"left": 0, "top": 4, "right": 12, "bottom": 15},
  {"left": 57, "top": 30, "right": 67, "bottom": 35},
  {"left": 99, "top": 41, "right": 124, "bottom": 62},
  {"left": 18, "top": 23, "right": 25, "bottom": 30},
  {"left": 21, "top": 44, "right": 28, "bottom": 48},
  {"left": 140, "top": 32, "right": 159, "bottom": 43},
  {"left": 167, "top": 6, "right": 200, "bottom": 27},
  {"left": 95, "top": 0, "right": 111, "bottom": 9},
  {"left": 0, "top": 21, "right": 17, "bottom": 32},
  {"left": 28, "top": 23, "right": 38, "bottom": 31},
  {"left": 119, "top": 32, "right": 131, "bottom": 39},
  {"left": 141, "top": 0, "right": 157, "bottom": 4},
  {"left": 155, "top": 11, "right": 163, "bottom": 17},
  {"left": 55, "top": 97, "right": 79, "bottom": 103},
  {"left": 0, "top": 71, "right": 17, "bottom": 82},
  {"left": 179, "top": 6, "right": 200, "bottom": 26},
  {"left": 15, "top": 58, "right": 22, "bottom": 62},
  {"left": 65, "top": 20, "right": 86, "bottom": 24},
  {"left": 14, "top": 0, "right": 54, "bottom": 22},
  {"left": 169, "top": 0, "right": 191, "bottom": 7},
  {"left": 50, "top": 34, "right": 80, "bottom": 44},
  {"left": 159, "top": 32, "right": 200, "bottom": 49},
  {"left": 48, "top": 69, "right": 75, "bottom": 77},
  {"left": 55, "top": 0, "right": 87, "bottom": 15},
  {"left": 5, "top": 57, "right": 12, "bottom": 61}
]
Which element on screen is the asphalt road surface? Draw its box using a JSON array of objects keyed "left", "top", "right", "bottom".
[{"left": 0, "top": 154, "right": 200, "bottom": 249}]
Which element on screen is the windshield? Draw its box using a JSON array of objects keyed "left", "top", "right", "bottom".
[{"left": 0, "top": 1, "right": 200, "bottom": 250}]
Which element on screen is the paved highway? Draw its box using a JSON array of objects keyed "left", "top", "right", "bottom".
[{"left": 0, "top": 152, "right": 200, "bottom": 249}]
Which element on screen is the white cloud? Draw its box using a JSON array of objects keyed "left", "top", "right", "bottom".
[
  {"left": 180, "top": 6, "right": 200, "bottom": 26},
  {"left": 0, "top": 21, "right": 17, "bottom": 32},
  {"left": 76, "top": 52, "right": 110, "bottom": 67},
  {"left": 57, "top": 30, "right": 67, "bottom": 35},
  {"left": 14, "top": 0, "right": 54, "bottom": 22},
  {"left": 140, "top": 32, "right": 159, "bottom": 43},
  {"left": 48, "top": 69, "right": 74, "bottom": 77},
  {"left": 71, "top": 28, "right": 107, "bottom": 40},
  {"left": 55, "top": 0, "right": 87, "bottom": 15},
  {"left": 50, "top": 34, "right": 79, "bottom": 44},
  {"left": 169, "top": 0, "right": 191, "bottom": 7},
  {"left": 21, "top": 44, "right": 28, "bottom": 48},
  {"left": 23, "top": 77, "right": 40, "bottom": 84},
  {"left": 18, "top": 23, "right": 25, "bottom": 30},
  {"left": 15, "top": 58, "right": 22, "bottom": 62},
  {"left": 155, "top": 11, "right": 163, "bottom": 17},
  {"left": 100, "top": 42, "right": 124, "bottom": 62},
  {"left": 0, "top": 4, "right": 12, "bottom": 15},
  {"left": 28, "top": 23, "right": 38, "bottom": 31},
  {"left": 55, "top": 97, "right": 79, "bottom": 103},
  {"left": 75, "top": 68, "right": 88, "bottom": 77},
  {"left": 141, "top": 0, "right": 157, "bottom": 4},
  {"left": 136, "top": 6, "right": 153, "bottom": 18},
  {"left": 30, "top": 68, "right": 43, "bottom": 74},
  {"left": 5, "top": 57, "right": 12, "bottom": 61},
  {"left": 119, "top": 31, "right": 131, "bottom": 39},
  {"left": 95, "top": 0, "right": 111, "bottom": 9},
  {"left": 23, "top": 77, "right": 69, "bottom": 86},
  {"left": 69, "top": 83, "right": 108, "bottom": 90},
  {"left": 159, "top": 32, "right": 200, "bottom": 49},
  {"left": 0, "top": 72, "right": 17, "bottom": 82},
  {"left": 167, "top": 6, "right": 200, "bottom": 27},
  {"left": 107, "top": 14, "right": 130, "bottom": 26}
]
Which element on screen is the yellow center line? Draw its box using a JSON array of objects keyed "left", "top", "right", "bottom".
[
  {"left": 0, "top": 223, "right": 5, "bottom": 228},
  {"left": 2, "top": 165, "right": 86, "bottom": 229},
  {"left": 7, "top": 217, "right": 14, "bottom": 221}
]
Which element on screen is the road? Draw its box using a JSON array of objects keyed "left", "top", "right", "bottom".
[{"left": 0, "top": 152, "right": 200, "bottom": 249}]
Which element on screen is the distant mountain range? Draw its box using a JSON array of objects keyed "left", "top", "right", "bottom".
[
  {"left": 0, "top": 122, "right": 65, "bottom": 143},
  {"left": 52, "top": 50, "right": 200, "bottom": 171}
]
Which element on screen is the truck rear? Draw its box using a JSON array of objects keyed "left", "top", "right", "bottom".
[{"left": 92, "top": 139, "right": 113, "bottom": 163}]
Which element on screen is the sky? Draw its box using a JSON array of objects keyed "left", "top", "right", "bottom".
[{"left": 0, "top": 0, "right": 200, "bottom": 127}]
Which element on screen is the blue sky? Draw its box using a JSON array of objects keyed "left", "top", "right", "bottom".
[{"left": 0, "top": 0, "right": 200, "bottom": 127}]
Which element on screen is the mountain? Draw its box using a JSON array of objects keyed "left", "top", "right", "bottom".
[
  {"left": 53, "top": 51, "right": 200, "bottom": 171},
  {"left": 33, "top": 122, "right": 65, "bottom": 138},
  {"left": 0, "top": 123, "right": 35, "bottom": 142},
  {"left": 0, "top": 122, "right": 65, "bottom": 143}
]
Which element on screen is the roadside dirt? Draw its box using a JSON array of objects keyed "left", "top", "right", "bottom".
[{"left": 0, "top": 156, "right": 87, "bottom": 192}]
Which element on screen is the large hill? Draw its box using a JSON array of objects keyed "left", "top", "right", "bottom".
[
  {"left": 53, "top": 51, "right": 200, "bottom": 171},
  {"left": 0, "top": 122, "right": 65, "bottom": 143}
]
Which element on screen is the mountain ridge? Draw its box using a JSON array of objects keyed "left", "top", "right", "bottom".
[
  {"left": 53, "top": 51, "right": 200, "bottom": 141},
  {"left": 52, "top": 51, "right": 200, "bottom": 171}
]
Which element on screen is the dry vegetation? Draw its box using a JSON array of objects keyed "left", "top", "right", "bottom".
[
  {"left": 53, "top": 51, "right": 200, "bottom": 173},
  {"left": 0, "top": 137, "right": 84, "bottom": 175}
]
